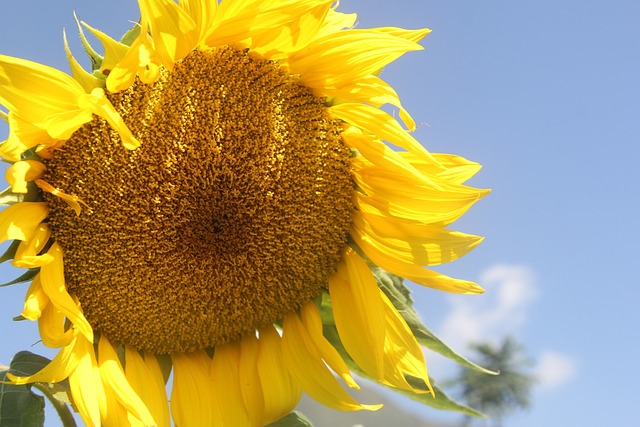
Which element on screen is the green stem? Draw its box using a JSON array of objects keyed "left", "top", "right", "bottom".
[{"left": 32, "top": 383, "right": 77, "bottom": 427}]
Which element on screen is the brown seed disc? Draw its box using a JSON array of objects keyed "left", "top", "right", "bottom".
[{"left": 43, "top": 47, "right": 353, "bottom": 354}]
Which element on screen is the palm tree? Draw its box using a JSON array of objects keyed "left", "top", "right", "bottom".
[{"left": 455, "top": 337, "right": 536, "bottom": 427}]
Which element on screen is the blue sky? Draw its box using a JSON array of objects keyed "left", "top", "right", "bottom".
[{"left": 1, "top": 1, "right": 639, "bottom": 426}]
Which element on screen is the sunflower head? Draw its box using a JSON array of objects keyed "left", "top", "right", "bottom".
[{"left": 0, "top": 1, "right": 489, "bottom": 426}]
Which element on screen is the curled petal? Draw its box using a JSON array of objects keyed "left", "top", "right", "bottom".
[
  {"left": 8, "top": 336, "right": 82, "bottom": 384},
  {"left": 39, "top": 242, "right": 94, "bottom": 342},
  {"left": 35, "top": 179, "right": 86, "bottom": 216},
  {"left": 13, "top": 223, "right": 54, "bottom": 268},
  {"left": 38, "top": 302, "right": 77, "bottom": 348}
]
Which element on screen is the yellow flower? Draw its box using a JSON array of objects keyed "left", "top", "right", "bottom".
[{"left": 0, "top": 1, "right": 489, "bottom": 426}]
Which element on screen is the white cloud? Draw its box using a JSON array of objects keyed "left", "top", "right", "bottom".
[
  {"left": 438, "top": 264, "right": 538, "bottom": 350},
  {"left": 534, "top": 351, "right": 578, "bottom": 390},
  {"left": 432, "top": 264, "right": 579, "bottom": 392}
]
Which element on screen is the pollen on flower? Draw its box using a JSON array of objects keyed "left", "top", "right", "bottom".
[{"left": 43, "top": 47, "right": 354, "bottom": 354}]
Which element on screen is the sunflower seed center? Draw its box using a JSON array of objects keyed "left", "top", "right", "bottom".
[{"left": 44, "top": 47, "right": 353, "bottom": 354}]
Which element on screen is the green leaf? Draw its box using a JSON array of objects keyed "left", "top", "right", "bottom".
[
  {"left": 322, "top": 324, "right": 484, "bottom": 418},
  {"left": 266, "top": 412, "right": 314, "bottom": 427},
  {"left": 7, "top": 351, "right": 51, "bottom": 378},
  {"left": 0, "top": 352, "right": 50, "bottom": 427},
  {"left": 372, "top": 267, "right": 496, "bottom": 375},
  {"left": 1, "top": 269, "right": 39, "bottom": 288},
  {"left": 4, "top": 352, "right": 77, "bottom": 427}
]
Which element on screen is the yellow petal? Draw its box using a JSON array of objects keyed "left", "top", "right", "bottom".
[
  {"left": 179, "top": 0, "right": 217, "bottom": 43},
  {"left": 207, "top": 0, "right": 330, "bottom": 50},
  {"left": 328, "top": 248, "right": 385, "bottom": 380},
  {"left": 34, "top": 179, "right": 86, "bottom": 216},
  {"left": 139, "top": 0, "right": 199, "bottom": 67},
  {"left": 98, "top": 336, "right": 156, "bottom": 427},
  {"left": 125, "top": 348, "right": 171, "bottom": 427},
  {"left": 170, "top": 351, "right": 215, "bottom": 427},
  {"left": 39, "top": 242, "right": 94, "bottom": 341},
  {"left": 0, "top": 112, "right": 54, "bottom": 162},
  {"left": 314, "top": 9, "right": 357, "bottom": 39},
  {"left": 8, "top": 336, "right": 81, "bottom": 384},
  {"left": 355, "top": 204, "right": 485, "bottom": 266},
  {"left": 352, "top": 160, "right": 489, "bottom": 225},
  {"left": 341, "top": 127, "right": 430, "bottom": 186},
  {"left": 331, "top": 103, "right": 438, "bottom": 165},
  {"left": 299, "top": 301, "right": 359, "bottom": 388},
  {"left": 410, "top": 152, "right": 484, "bottom": 185},
  {"left": 0, "top": 202, "right": 49, "bottom": 242},
  {"left": 380, "top": 291, "right": 433, "bottom": 394},
  {"left": 36, "top": 108, "right": 92, "bottom": 141},
  {"left": 107, "top": 21, "right": 161, "bottom": 92},
  {"left": 281, "top": 312, "right": 382, "bottom": 412},
  {"left": 351, "top": 223, "right": 484, "bottom": 294},
  {"left": 238, "top": 334, "right": 266, "bottom": 426},
  {"left": 320, "top": 75, "right": 416, "bottom": 130},
  {"left": 68, "top": 336, "right": 104, "bottom": 427},
  {"left": 5, "top": 160, "right": 46, "bottom": 194},
  {"left": 101, "top": 386, "right": 131, "bottom": 427},
  {"left": 21, "top": 274, "right": 49, "bottom": 320},
  {"left": 13, "top": 223, "right": 54, "bottom": 268},
  {"left": 210, "top": 343, "right": 252, "bottom": 427},
  {"left": 373, "top": 27, "right": 432, "bottom": 43},
  {"left": 0, "top": 54, "right": 86, "bottom": 125},
  {"left": 289, "top": 30, "right": 422, "bottom": 89},
  {"left": 250, "top": 1, "right": 333, "bottom": 59},
  {"left": 257, "top": 325, "right": 301, "bottom": 424},
  {"left": 77, "top": 88, "right": 140, "bottom": 150}
]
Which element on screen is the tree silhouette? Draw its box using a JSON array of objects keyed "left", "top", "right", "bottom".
[{"left": 455, "top": 337, "right": 536, "bottom": 427}]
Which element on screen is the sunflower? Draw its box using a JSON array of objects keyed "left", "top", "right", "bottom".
[{"left": 0, "top": 0, "right": 488, "bottom": 426}]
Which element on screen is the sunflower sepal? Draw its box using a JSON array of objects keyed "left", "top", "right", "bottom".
[
  {"left": 1, "top": 268, "right": 39, "bottom": 288},
  {"left": 120, "top": 21, "right": 142, "bottom": 47},
  {"left": 73, "top": 12, "right": 104, "bottom": 72},
  {"left": 398, "top": 377, "right": 487, "bottom": 418},
  {"left": 0, "top": 182, "right": 42, "bottom": 206},
  {"left": 0, "top": 240, "right": 20, "bottom": 264},
  {"left": 372, "top": 267, "right": 497, "bottom": 375},
  {"left": 266, "top": 411, "right": 315, "bottom": 427}
]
